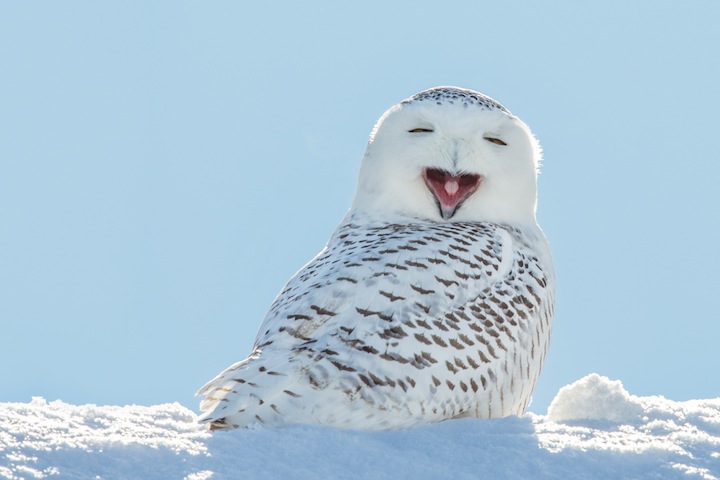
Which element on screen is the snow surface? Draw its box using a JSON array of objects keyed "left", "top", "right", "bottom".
[{"left": 1, "top": 374, "right": 718, "bottom": 480}]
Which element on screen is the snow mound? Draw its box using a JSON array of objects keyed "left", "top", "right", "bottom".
[
  {"left": 547, "top": 373, "right": 645, "bottom": 423},
  {"left": 1, "top": 374, "right": 719, "bottom": 480}
]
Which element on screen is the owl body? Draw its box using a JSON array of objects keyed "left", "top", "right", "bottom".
[{"left": 198, "top": 87, "right": 555, "bottom": 430}]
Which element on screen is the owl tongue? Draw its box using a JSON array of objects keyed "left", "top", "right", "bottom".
[{"left": 423, "top": 168, "right": 482, "bottom": 220}]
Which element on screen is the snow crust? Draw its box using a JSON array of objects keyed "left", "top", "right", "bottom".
[{"left": 1, "top": 374, "right": 719, "bottom": 479}]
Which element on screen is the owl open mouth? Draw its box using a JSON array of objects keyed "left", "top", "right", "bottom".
[{"left": 423, "top": 168, "right": 482, "bottom": 220}]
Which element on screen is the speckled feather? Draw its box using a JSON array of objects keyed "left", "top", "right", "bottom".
[
  {"left": 198, "top": 220, "right": 553, "bottom": 429},
  {"left": 197, "top": 86, "right": 555, "bottom": 430},
  {"left": 403, "top": 87, "right": 510, "bottom": 113}
]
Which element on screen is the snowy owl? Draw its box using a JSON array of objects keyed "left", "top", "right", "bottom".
[{"left": 197, "top": 86, "right": 555, "bottom": 430}]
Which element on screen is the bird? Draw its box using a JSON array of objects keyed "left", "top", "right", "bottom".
[{"left": 196, "top": 86, "right": 555, "bottom": 430}]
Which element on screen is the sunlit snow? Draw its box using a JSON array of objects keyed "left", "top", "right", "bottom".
[{"left": 1, "top": 374, "right": 718, "bottom": 479}]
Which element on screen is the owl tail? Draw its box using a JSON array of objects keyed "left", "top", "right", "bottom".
[{"left": 195, "top": 352, "right": 310, "bottom": 430}]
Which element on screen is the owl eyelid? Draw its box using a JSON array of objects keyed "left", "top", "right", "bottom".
[
  {"left": 408, "top": 128, "right": 434, "bottom": 133},
  {"left": 484, "top": 137, "right": 507, "bottom": 146}
]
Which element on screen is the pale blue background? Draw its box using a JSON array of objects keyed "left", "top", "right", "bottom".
[{"left": 2, "top": 1, "right": 718, "bottom": 414}]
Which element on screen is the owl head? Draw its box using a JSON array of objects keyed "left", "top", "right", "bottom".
[{"left": 350, "top": 87, "right": 542, "bottom": 226}]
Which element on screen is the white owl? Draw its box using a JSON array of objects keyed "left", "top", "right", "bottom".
[{"left": 197, "top": 87, "right": 555, "bottom": 430}]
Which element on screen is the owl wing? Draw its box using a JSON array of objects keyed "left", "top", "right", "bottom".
[{"left": 197, "top": 221, "right": 553, "bottom": 429}]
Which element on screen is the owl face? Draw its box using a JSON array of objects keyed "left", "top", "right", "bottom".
[{"left": 352, "top": 87, "right": 542, "bottom": 226}]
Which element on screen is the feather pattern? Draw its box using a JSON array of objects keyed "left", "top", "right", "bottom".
[{"left": 198, "top": 218, "right": 553, "bottom": 429}]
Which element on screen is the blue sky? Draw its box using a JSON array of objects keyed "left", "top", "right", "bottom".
[{"left": 2, "top": 1, "right": 719, "bottom": 414}]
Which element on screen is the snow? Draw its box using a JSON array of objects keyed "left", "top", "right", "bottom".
[
  {"left": 1, "top": 375, "right": 718, "bottom": 479},
  {"left": 547, "top": 373, "right": 646, "bottom": 423}
]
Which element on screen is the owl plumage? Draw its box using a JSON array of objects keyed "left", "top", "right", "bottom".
[{"left": 197, "top": 87, "right": 555, "bottom": 430}]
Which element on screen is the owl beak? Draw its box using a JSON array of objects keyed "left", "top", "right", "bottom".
[{"left": 423, "top": 168, "right": 482, "bottom": 220}]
